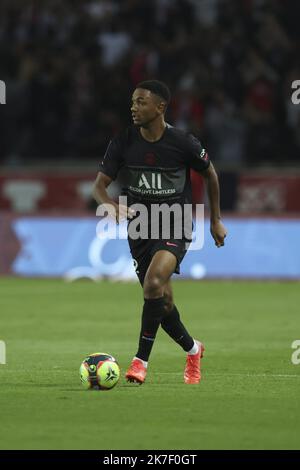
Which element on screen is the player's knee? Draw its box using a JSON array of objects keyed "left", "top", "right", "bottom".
[{"left": 143, "top": 275, "right": 164, "bottom": 298}]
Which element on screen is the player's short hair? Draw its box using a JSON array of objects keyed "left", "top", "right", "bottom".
[{"left": 135, "top": 80, "right": 171, "bottom": 107}]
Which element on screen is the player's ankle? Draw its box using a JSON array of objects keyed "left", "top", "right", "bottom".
[
  {"left": 187, "top": 341, "right": 199, "bottom": 355},
  {"left": 133, "top": 357, "right": 148, "bottom": 368}
]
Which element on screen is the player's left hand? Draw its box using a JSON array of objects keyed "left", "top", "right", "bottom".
[{"left": 210, "top": 219, "right": 227, "bottom": 248}]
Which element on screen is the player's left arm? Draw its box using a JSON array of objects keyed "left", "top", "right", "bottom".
[
  {"left": 201, "top": 162, "right": 227, "bottom": 248},
  {"left": 185, "top": 132, "right": 227, "bottom": 247}
]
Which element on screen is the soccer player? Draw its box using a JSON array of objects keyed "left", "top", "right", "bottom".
[{"left": 93, "top": 80, "right": 227, "bottom": 385}]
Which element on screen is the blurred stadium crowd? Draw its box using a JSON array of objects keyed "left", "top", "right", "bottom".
[{"left": 0, "top": 0, "right": 300, "bottom": 167}]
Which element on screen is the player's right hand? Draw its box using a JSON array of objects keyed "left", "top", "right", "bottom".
[
  {"left": 116, "top": 204, "right": 136, "bottom": 223},
  {"left": 101, "top": 202, "right": 136, "bottom": 223}
]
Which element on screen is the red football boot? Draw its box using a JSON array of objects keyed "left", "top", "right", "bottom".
[
  {"left": 125, "top": 358, "right": 147, "bottom": 384},
  {"left": 184, "top": 341, "right": 205, "bottom": 384}
]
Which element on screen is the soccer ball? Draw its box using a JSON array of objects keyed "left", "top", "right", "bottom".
[{"left": 79, "top": 352, "right": 120, "bottom": 390}]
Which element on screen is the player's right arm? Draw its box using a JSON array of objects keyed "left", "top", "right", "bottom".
[
  {"left": 92, "top": 172, "right": 132, "bottom": 223},
  {"left": 93, "top": 136, "right": 134, "bottom": 223},
  {"left": 93, "top": 171, "right": 114, "bottom": 206}
]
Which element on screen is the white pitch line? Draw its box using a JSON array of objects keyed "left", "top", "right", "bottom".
[
  {"left": 153, "top": 372, "right": 300, "bottom": 378},
  {"left": 207, "top": 373, "right": 300, "bottom": 378}
]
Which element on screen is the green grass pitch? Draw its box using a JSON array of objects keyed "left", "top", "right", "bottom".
[{"left": 0, "top": 278, "right": 299, "bottom": 450}]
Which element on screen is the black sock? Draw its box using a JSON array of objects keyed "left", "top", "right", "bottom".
[
  {"left": 136, "top": 297, "right": 166, "bottom": 362},
  {"left": 161, "top": 304, "right": 194, "bottom": 352}
]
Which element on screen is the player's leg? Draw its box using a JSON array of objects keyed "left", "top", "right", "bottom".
[
  {"left": 126, "top": 250, "right": 176, "bottom": 383},
  {"left": 161, "top": 280, "right": 205, "bottom": 383},
  {"left": 136, "top": 250, "right": 176, "bottom": 358},
  {"left": 161, "top": 280, "right": 195, "bottom": 351},
  {"left": 143, "top": 250, "right": 177, "bottom": 299}
]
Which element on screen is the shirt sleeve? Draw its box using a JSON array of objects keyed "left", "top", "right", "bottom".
[
  {"left": 185, "top": 133, "right": 210, "bottom": 172},
  {"left": 99, "top": 136, "right": 124, "bottom": 180}
]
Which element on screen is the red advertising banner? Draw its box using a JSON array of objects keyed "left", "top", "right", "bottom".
[
  {"left": 0, "top": 173, "right": 95, "bottom": 212},
  {"left": 237, "top": 174, "right": 300, "bottom": 212},
  {"left": 1, "top": 171, "right": 299, "bottom": 214}
]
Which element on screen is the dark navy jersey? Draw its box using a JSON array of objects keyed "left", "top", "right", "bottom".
[{"left": 99, "top": 124, "right": 210, "bottom": 207}]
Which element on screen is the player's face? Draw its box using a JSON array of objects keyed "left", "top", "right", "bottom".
[{"left": 131, "top": 88, "right": 164, "bottom": 127}]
